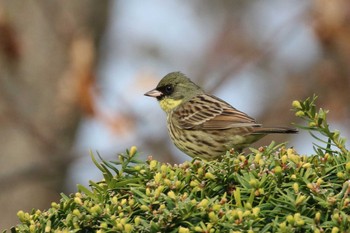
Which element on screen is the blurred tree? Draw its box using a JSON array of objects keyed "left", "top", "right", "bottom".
[{"left": 0, "top": 0, "right": 109, "bottom": 229}]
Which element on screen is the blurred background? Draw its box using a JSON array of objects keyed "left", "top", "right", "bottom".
[{"left": 1, "top": 0, "right": 350, "bottom": 229}]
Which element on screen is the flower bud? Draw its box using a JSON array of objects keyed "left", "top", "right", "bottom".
[{"left": 292, "top": 100, "right": 302, "bottom": 109}]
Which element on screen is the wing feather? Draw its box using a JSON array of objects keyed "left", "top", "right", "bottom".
[{"left": 173, "top": 94, "right": 260, "bottom": 130}]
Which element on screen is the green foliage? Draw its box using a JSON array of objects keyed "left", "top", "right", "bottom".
[{"left": 6, "top": 96, "right": 350, "bottom": 233}]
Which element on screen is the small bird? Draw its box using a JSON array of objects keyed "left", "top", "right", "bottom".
[{"left": 145, "top": 72, "right": 297, "bottom": 160}]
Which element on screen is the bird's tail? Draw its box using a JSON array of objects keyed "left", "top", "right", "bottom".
[{"left": 252, "top": 127, "right": 298, "bottom": 134}]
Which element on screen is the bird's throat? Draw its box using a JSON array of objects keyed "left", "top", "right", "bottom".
[{"left": 159, "top": 98, "right": 182, "bottom": 112}]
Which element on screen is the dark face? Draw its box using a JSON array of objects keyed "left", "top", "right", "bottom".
[
  {"left": 144, "top": 72, "right": 203, "bottom": 102},
  {"left": 154, "top": 83, "right": 175, "bottom": 101}
]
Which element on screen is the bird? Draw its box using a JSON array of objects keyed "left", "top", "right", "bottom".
[{"left": 144, "top": 72, "right": 297, "bottom": 160}]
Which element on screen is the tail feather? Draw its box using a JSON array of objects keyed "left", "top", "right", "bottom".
[{"left": 252, "top": 127, "right": 298, "bottom": 135}]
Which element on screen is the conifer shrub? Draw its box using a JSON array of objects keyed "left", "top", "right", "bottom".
[{"left": 5, "top": 96, "right": 350, "bottom": 233}]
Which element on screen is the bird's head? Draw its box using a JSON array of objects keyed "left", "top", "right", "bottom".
[{"left": 145, "top": 72, "right": 203, "bottom": 113}]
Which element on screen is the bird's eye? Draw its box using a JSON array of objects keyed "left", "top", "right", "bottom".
[{"left": 164, "top": 85, "right": 174, "bottom": 95}]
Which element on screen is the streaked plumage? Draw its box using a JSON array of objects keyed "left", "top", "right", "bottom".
[{"left": 145, "top": 72, "right": 297, "bottom": 160}]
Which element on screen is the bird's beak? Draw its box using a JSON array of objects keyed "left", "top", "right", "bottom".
[{"left": 144, "top": 89, "right": 163, "bottom": 98}]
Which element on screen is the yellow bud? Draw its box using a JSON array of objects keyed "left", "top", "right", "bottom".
[
  {"left": 175, "top": 180, "right": 182, "bottom": 188},
  {"left": 249, "top": 179, "right": 259, "bottom": 188},
  {"left": 302, "top": 163, "right": 311, "bottom": 169},
  {"left": 128, "top": 199, "right": 135, "bottom": 207},
  {"left": 120, "top": 198, "right": 127, "bottom": 205},
  {"left": 197, "top": 167, "right": 204, "bottom": 176},
  {"left": 124, "top": 224, "right": 133, "bottom": 233},
  {"left": 209, "top": 211, "right": 218, "bottom": 222},
  {"left": 292, "top": 100, "right": 302, "bottom": 109},
  {"left": 212, "top": 204, "right": 221, "bottom": 211},
  {"left": 293, "top": 182, "right": 299, "bottom": 193},
  {"left": 245, "top": 202, "right": 252, "bottom": 209},
  {"left": 75, "top": 192, "right": 82, "bottom": 198},
  {"left": 296, "top": 219, "right": 305, "bottom": 226},
  {"left": 194, "top": 226, "right": 202, "bottom": 232},
  {"left": 296, "top": 195, "right": 306, "bottom": 205},
  {"left": 167, "top": 191, "right": 176, "bottom": 200},
  {"left": 332, "top": 227, "right": 339, "bottom": 233},
  {"left": 315, "top": 212, "right": 321, "bottom": 222},
  {"left": 90, "top": 204, "right": 102, "bottom": 214},
  {"left": 287, "top": 148, "right": 294, "bottom": 156},
  {"left": 51, "top": 202, "right": 59, "bottom": 209},
  {"left": 198, "top": 199, "right": 209, "bottom": 208},
  {"left": 258, "top": 159, "right": 265, "bottom": 166},
  {"left": 307, "top": 183, "right": 314, "bottom": 190},
  {"left": 252, "top": 207, "right": 260, "bottom": 216},
  {"left": 291, "top": 174, "right": 297, "bottom": 180},
  {"left": 346, "top": 162, "right": 350, "bottom": 172},
  {"left": 309, "top": 122, "right": 317, "bottom": 127},
  {"left": 294, "top": 213, "right": 301, "bottom": 220},
  {"left": 74, "top": 197, "right": 83, "bottom": 205},
  {"left": 243, "top": 210, "right": 251, "bottom": 217},
  {"left": 337, "top": 171, "right": 344, "bottom": 178},
  {"left": 146, "top": 188, "right": 151, "bottom": 196},
  {"left": 29, "top": 224, "right": 36, "bottom": 233},
  {"left": 129, "top": 146, "right": 137, "bottom": 157},
  {"left": 316, "top": 178, "right": 323, "bottom": 186},
  {"left": 100, "top": 222, "right": 108, "bottom": 228},
  {"left": 154, "top": 172, "right": 162, "bottom": 184},
  {"left": 295, "top": 111, "right": 305, "bottom": 117},
  {"left": 44, "top": 220, "right": 51, "bottom": 233},
  {"left": 149, "top": 160, "right": 158, "bottom": 170},
  {"left": 134, "top": 216, "right": 141, "bottom": 226},
  {"left": 237, "top": 209, "right": 243, "bottom": 220},
  {"left": 72, "top": 209, "right": 81, "bottom": 217},
  {"left": 281, "top": 155, "right": 288, "bottom": 164},
  {"left": 332, "top": 213, "right": 339, "bottom": 221},
  {"left": 205, "top": 172, "right": 216, "bottom": 180},
  {"left": 112, "top": 196, "right": 118, "bottom": 204},
  {"left": 231, "top": 209, "right": 237, "bottom": 218},
  {"left": 17, "top": 210, "right": 26, "bottom": 221},
  {"left": 279, "top": 221, "right": 287, "bottom": 230},
  {"left": 116, "top": 223, "right": 123, "bottom": 230},
  {"left": 164, "top": 178, "right": 171, "bottom": 186},
  {"left": 286, "top": 214, "right": 294, "bottom": 224},
  {"left": 178, "top": 226, "right": 190, "bottom": 233},
  {"left": 161, "top": 164, "right": 168, "bottom": 173},
  {"left": 140, "top": 205, "right": 149, "bottom": 211},
  {"left": 190, "top": 180, "right": 200, "bottom": 187},
  {"left": 254, "top": 153, "right": 262, "bottom": 164},
  {"left": 258, "top": 188, "right": 264, "bottom": 195},
  {"left": 154, "top": 186, "right": 164, "bottom": 198},
  {"left": 274, "top": 166, "right": 282, "bottom": 175}
]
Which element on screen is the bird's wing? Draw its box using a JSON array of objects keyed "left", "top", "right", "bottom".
[{"left": 173, "top": 94, "right": 260, "bottom": 130}]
